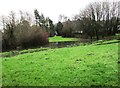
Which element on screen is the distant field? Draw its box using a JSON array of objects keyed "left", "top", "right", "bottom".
[
  {"left": 49, "top": 36, "right": 78, "bottom": 42},
  {"left": 2, "top": 40, "right": 119, "bottom": 86}
]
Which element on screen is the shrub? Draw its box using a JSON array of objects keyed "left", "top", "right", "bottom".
[
  {"left": 14, "top": 25, "right": 49, "bottom": 49},
  {"left": 2, "top": 23, "right": 49, "bottom": 51}
]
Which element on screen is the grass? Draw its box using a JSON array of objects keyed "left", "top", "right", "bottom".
[
  {"left": 1, "top": 47, "right": 49, "bottom": 57},
  {"left": 2, "top": 40, "right": 119, "bottom": 86},
  {"left": 49, "top": 36, "right": 78, "bottom": 42}
]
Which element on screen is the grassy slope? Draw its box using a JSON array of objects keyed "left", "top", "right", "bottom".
[
  {"left": 2, "top": 40, "right": 118, "bottom": 86},
  {"left": 49, "top": 36, "right": 78, "bottom": 42}
]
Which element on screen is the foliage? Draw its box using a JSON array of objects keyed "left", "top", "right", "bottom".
[
  {"left": 34, "top": 9, "right": 46, "bottom": 27},
  {"left": 60, "top": 1, "right": 120, "bottom": 40},
  {"left": 55, "top": 21, "right": 63, "bottom": 36},
  {"left": 48, "top": 19, "right": 55, "bottom": 37},
  {"left": 61, "top": 19, "right": 74, "bottom": 37},
  {"left": 2, "top": 11, "right": 49, "bottom": 51},
  {"left": 34, "top": 9, "right": 55, "bottom": 37}
]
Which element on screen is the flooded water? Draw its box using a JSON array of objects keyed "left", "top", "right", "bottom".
[
  {"left": 2, "top": 41, "right": 81, "bottom": 57},
  {"left": 44, "top": 41, "right": 80, "bottom": 48}
]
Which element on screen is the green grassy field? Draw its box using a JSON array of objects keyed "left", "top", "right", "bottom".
[
  {"left": 49, "top": 36, "right": 78, "bottom": 42},
  {"left": 2, "top": 40, "right": 119, "bottom": 86}
]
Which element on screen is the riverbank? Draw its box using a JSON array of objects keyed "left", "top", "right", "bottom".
[
  {"left": 1, "top": 40, "right": 118, "bottom": 57},
  {"left": 2, "top": 40, "right": 119, "bottom": 86}
]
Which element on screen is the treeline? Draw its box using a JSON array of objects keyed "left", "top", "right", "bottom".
[
  {"left": 1, "top": 9, "right": 55, "bottom": 51},
  {"left": 1, "top": 1, "right": 120, "bottom": 51},
  {"left": 55, "top": 1, "right": 120, "bottom": 40}
]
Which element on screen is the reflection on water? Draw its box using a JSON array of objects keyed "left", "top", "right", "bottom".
[
  {"left": 44, "top": 41, "right": 80, "bottom": 48},
  {"left": 2, "top": 41, "right": 81, "bottom": 57}
]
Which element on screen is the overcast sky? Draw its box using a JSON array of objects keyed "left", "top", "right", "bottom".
[{"left": 0, "top": 0, "right": 118, "bottom": 23}]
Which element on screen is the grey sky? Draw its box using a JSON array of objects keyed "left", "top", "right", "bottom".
[
  {"left": 0, "top": 0, "right": 118, "bottom": 23},
  {"left": 0, "top": 0, "right": 98, "bottom": 23}
]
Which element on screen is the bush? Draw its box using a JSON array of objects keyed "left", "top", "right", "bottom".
[
  {"left": 2, "top": 23, "right": 49, "bottom": 51},
  {"left": 14, "top": 25, "right": 49, "bottom": 49}
]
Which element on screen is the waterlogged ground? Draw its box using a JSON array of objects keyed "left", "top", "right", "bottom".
[{"left": 2, "top": 40, "right": 119, "bottom": 86}]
